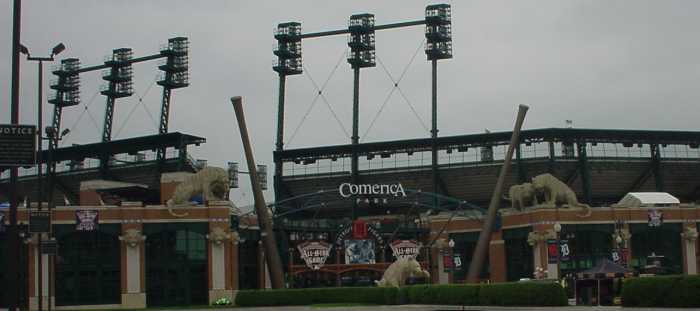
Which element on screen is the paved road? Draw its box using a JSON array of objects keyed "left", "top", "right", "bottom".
[{"left": 195, "top": 305, "right": 700, "bottom": 311}]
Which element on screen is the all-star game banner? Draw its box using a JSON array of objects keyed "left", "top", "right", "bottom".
[
  {"left": 297, "top": 241, "right": 332, "bottom": 270},
  {"left": 390, "top": 240, "right": 421, "bottom": 260},
  {"left": 0, "top": 212, "right": 5, "bottom": 233},
  {"left": 76, "top": 210, "right": 99, "bottom": 231}
]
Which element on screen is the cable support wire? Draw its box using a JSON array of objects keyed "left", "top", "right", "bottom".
[
  {"left": 115, "top": 77, "right": 158, "bottom": 138},
  {"left": 363, "top": 39, "right": 428, "bottom": 139},
  {"left": 63, "top": 90, "right": 101, "bottom": 144},
  {"left": 288, "top": 50, "right": 350, "bottom": 145}
]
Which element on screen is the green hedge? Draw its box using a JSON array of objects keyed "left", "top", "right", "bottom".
[
  {"left": 235, "top": 287, "right": 399, "bottom": 307},
  {"left": 477, "top": 282, "right": 567, "bottom": 306},
  {"left": 236, "top": 281, "right": 566, "bottom": 307},
  {"left": 622, "top": 275, "right": 700, "bottom": 308}
]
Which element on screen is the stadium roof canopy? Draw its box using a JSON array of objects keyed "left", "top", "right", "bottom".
[{"left": 617, "top": 192, "right": 680, "bottom": 208}]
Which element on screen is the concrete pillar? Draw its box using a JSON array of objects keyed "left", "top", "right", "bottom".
[
  {"left": 681, "top": 225, "right": 698, "bottom": 275},
  {"left": 207, "top": 225, "right": 235, "bottom": 304},
  {"left": 28, "top": 235, "right": 54, "bottom": 311},
  {"left": 528, "top": 228, "right": 556, "bottom": 280},
  {"left": 119, "top": 225, "right": 146, "bottom": 308}
]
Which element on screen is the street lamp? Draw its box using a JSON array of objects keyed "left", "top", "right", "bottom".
[
  {"left": 20, "top": 42, "right": 65, "bottom": 311},
  {"left": 19, "top": 42, "right": 65, "bottom": 204},
  {"left": 448, "top": 238, "right": 455, "bottom": 283},
  {"left": 554, "top": 222, "right": 562, "bottom": 280}
]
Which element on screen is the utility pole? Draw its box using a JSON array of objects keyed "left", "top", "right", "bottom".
[{"left": 7, "top": 0, "right": 23, "bottom": 310}]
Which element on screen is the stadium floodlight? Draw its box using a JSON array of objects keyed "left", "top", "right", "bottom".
[
  {"left": 48, "top": 58, "right": 81, "bottom": 107},
  {"left": 51, "top": 43, "right": 66, "bottom": 56},
  {"left": 425, "top": 4, "right": 452, "bottom": 60},
  {"left": 347, "top": 13, "right": 376, "bottom": 68},
  {"left": 228, "top": 162, "right": 239, "bottom": 189},
  {"left": 257, "top": 164, "right": 268, "bottom": 190},
  {"left": 101, "top": 48, "right": 134, "bottom": 98},
  {"left": 273, "top": 22, "right": 303, "bottom": 75},
  {"left": 158, "top": 37, "right": 190, "bottom": 89}
]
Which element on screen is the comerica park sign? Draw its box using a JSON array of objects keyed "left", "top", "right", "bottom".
[{"left": 339, "top": 183, "right": 407, "bottom": 198}]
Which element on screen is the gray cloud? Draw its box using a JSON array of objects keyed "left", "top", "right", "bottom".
[{"left": 2, "top": 0, "right": 699, "bottom": 208}]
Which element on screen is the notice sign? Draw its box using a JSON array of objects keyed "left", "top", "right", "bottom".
[
  {"left": 0, "top": 124, "right": 37, "bottom": 166},
  {"left": 29, "top": 211, "right": 51, "bottom": 233},
  {"left": 297, "top": 241, "right": 332, "bottom": 270}
]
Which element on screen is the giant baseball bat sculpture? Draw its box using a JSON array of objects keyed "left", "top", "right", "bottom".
[
  {"left": 231, "top": 96, "right": 285, "bottom": 289},
  {"left": 466, "top": 104, "right": 529, "bottom": 283}
]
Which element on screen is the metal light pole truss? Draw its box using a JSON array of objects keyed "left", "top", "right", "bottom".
[
  {"left": 47, "top": 37, "right": 190, "bottom": 174},
  {"left": 272, "top": 4, "right": 454, "bottom": 220}
]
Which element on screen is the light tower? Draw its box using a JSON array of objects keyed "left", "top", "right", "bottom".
[
  {"left": 100, "top": 48, "right": 134, "bottom": 143},
  {"left": 48, "top": 58, "right": 81, "bottom": 149},
  {"left": 273, "top": 22, "right": 302, "bottom": 199},
  {"left": 347, "top": 13, "right": 376, "bottom": 220},
  {"left": 157, "top": 37, "right": 190, "bottom": 161},
  {"left": 425, "top": 4, "right": 453, "bottom": 206}
]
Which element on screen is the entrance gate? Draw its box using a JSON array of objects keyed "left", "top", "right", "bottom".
[
  {"left": 145, "top": 223, "right": 208, "bottom": 306},
  {"left": 260, "top": 188, "right": 486, "bottom": 287}
]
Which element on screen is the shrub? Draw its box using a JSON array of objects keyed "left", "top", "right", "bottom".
[
  {"left": 235, "top": 281, "right": 567, "bottom": 307},
  {"left": 235, "top": 287, "right": 399, "bottom": 307},
  {"left": 622, "top": 275, "right": 700, "bottom": 308},
  {"left": 477, "top": 281, "right": 567, "bottom": 306}
]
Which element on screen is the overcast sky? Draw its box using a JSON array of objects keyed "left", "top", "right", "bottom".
[{"left": 2, "top": 1, "right": 700, "bottom": 208}]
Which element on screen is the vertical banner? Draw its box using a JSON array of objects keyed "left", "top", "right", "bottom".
[
  {"left": 76, "top": 210, "right": 99, "bottom": 231},
  {"left": 443, "top": 253, "right": 453, "bottom": 272},
  {"left": 453, "top": 253, "right": 462, "bottom": 271},
  {"left": 547, "top": 239, "right": 559, "bottom": 264},
  {"left": 559, "top": 239, "right": 571, "bottom": 262},
  {"left": 351, "top": 219, "right": 368, "bottom": 240}
]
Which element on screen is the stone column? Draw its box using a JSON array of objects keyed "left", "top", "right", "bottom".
[
  {"left": 681, "top": 226, "right": 698, "bottom": 275},
  {"left": 528, "top": 229, "right": 556, "bottom": 280},
  {"left": 27, "top": 234, "right": 54, "bottom": 311},
  {"left": 119, "top": 225, "right": 146, "bottom": 308},
  {"left": 207, "top": 225, "right": 235, "bottom": 304}
]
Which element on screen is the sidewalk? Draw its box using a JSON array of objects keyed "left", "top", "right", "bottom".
[{"left": 196, "top": 305, "right": 700, "bottom": 311}]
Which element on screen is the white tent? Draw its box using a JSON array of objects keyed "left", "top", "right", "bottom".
[{"left": 615, "top": 192, "right": 680, "bottom": 208}]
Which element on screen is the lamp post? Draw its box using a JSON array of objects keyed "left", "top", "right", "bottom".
[
  {"left": 43, "top": 126, "right": 68, "bottom": 311},
  {"left": 19, "top": 42, "right": 65, "bottom": 311},
  {"left": 448, "top": 238, "right": 455, "bottom": 283},
  {"left": 554, "top": 222, "right": 562, "bottom": 280}
]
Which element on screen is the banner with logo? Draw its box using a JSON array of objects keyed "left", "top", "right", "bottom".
[
  {"left": 559, "top": 239, "right": 571, "bottom": 262},
  {"left": 297, "top": 241, "right": 332, "bottom": 270},
  {"left": 648, "top": 209, "right": 663, "bottom": 227},
  {"left": 390, "top": 240, "right": 421, "bottom": 260},
  {"left": 76, "top": 210, "right": 99, "bottom": 231},
  {"left": 345, "top": 239, "right": 375, "bottom": 264},
  {"left": 547, "top": 239, "right": 559, "bottom": 264}
]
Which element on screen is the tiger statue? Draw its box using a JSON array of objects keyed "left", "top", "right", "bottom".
[
  {"left": 166, "top": 166, "right": 229, "bottom": 217},
  {"left": 531, "top": 173, "right": 591, "bottom": 217}
]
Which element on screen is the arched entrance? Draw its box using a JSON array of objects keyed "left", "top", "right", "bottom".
[{"left": 263, "top": 188, "right": 485, "bottom": 287}]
